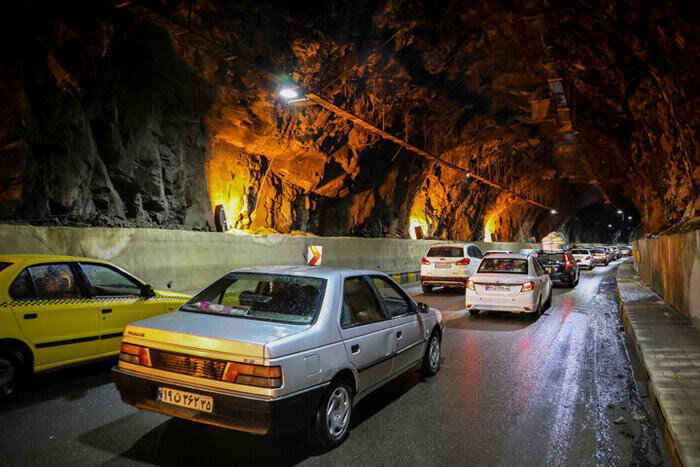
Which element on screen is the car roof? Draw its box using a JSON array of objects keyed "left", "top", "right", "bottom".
[
  {"left": 231, "top": 265, "right": 387, "bottom": 279},
  {"left": 0, "top": 254, "right": 113, "bottom": 265},
  {"left": 482, "top": 253, "right": 528, "bottom": 260}
]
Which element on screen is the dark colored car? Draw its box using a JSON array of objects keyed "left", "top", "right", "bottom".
[{"left": 538, "top": 251, "right": 580, "bottom": 287}]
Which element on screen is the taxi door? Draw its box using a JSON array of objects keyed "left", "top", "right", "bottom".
[
  {"left": 77, "top": 262, "right": 164, "bottom": 354},
  {"left": 9, "top": 263, "right": 99, "bottom": 368}
]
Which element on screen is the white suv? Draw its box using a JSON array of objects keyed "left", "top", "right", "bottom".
[{"left": 420, "top": 243, "right": 483, "bottom": 293}]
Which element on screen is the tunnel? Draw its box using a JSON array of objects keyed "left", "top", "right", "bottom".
[{"left": 0, "top": 0, "right": 696, "bottom": 243}]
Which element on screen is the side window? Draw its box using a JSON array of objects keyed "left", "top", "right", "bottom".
[
  {"left": 9, "top": 269, "right": 35, "bottom": 299},
  {"left": 370, "top": 276, "right": 412, "bottom": 318},
  {"left": 80, "top": 263, "right": 142, "bottom": 297},
  {"left": 29, "top": 263, "right": 81, "bottom": 299},
  {"left": 534, "top": 259, "right": 545, "bottom": 276},
  {"left": 340, "top": 277, "right": 386, "bottom": 328},
  {"left": 469, "top": 246, "right": 483, "bottom": 259}
]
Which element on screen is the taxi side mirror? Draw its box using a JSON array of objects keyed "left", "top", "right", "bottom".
[
  {"left": 417, "top": 302, "right": 429, "bottom": 314},
  {"left": 140, "top": 284, "right": 156, "bottom": 298}
]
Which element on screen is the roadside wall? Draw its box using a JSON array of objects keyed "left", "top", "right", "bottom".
[
  {"left": 0, "top": 225, "right": 536, "bottom": 294},
  {"left": 634, "top": 230, "right": 700, "bottom": 321}
]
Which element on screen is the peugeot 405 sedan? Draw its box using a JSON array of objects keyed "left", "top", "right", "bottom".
[
  {"left": 465, "top": 253, "right": 552, "bottom": 317},
  {"left": 113, "top": 266, "right": 444, "bottom": 450},
  {"left": 0, "top": 255, "right": 189, "bottom": 398}
]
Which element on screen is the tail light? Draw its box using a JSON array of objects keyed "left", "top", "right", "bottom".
[
  {"left": 222, "top": 362, "right": 283, "bottom": 388},
  {"left": 466, "top": 278, "right": 475, "bottom": 290},
  {"left": 120, "top": 342, "right": 152, "bottom": 367},
  {"left": 585, "top": 256, "right": 591, "bottom": 260},
  {"left": 455, "top": 258, "right": 471, "bottom": 265},
  {"left": 521, "top": 281, "right": 534, "bottom": 292},
  {"left": 421, "top": 258, "right": 431, "bottom": 265},
  {"left": 565, "top": 256, "right": 572, "bottom": 269}
]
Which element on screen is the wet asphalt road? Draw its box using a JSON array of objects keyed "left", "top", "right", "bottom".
[{"left": 0, "top": 259, "right": 667, "bottom": 466}]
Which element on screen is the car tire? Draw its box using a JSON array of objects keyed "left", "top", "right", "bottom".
[
  {"left": 0, "top": 345, "right": 26, "bottom": 399},
  {"left": 421, "top": 283, "right": 433, "bottom": 294},
  {"left": 544, "top": 291, "right": 552, "bottom": 310},
  {"left": 308, "top": 380, "right": 354, "bottom": 452},
  {"left": 419, "top": 331, "right": 441, "bottom": 377},
  {"left": 469, "top": 308, "right": 479, "bottom": 316}
]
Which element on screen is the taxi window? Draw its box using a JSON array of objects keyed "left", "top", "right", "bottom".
[
  {"left": 80, "top": 263, "right": 142, "bottom": 297},
  {"left": 341, "top": 277, "right": 386, "bottom": 328},
  {"left": 9, "top": 269, "right": 35, "bottom": 299},
  {"left": 0, "top": 262, "right": 10, "bottom": 272},
  {"left": 29, "top": 264, "right": 81, "bottom": 299},
  {"left": 370, "top": 276, "right": 412, "bottom": 318}
]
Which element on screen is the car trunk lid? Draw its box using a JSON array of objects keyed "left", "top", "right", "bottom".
[
  {"left": 471, "top": 273, "right": 527, "bottom": 297},
  {"left": 124, "top": 311, "right": 310, "bottom": 359}
]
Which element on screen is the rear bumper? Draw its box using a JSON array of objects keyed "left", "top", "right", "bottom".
[
  {"left": 465, "top": 292, "right": 537, "bottom": 313},
  {"left": 112, "top": 367, "right": 326, "bottom": 435},
  {"left": 421, "top": 276, "right": 468, "bottom": 287}
]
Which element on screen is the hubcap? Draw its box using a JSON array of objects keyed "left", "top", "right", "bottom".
[
  {"left": 325, "top": 386, "right": 351, "bottom": 439},
  {"left": 429, "top": 336, "right": 440, "bottom": 369},
  {"left": 0, "top": 357, "right": 14, "bottom": 387}
]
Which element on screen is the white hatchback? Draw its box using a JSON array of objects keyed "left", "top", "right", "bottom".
[
  {"left": 465, "top": 253, "right": 552, "bottom": 317},
  {"left": 420, "top": 243, "right": 483, "bottom": 293}
]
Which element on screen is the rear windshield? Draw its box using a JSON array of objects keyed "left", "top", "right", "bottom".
[
  {"left": 478, "top": 258, "right": 529, "bottom": 274},
  {"left": 539, "top": 253, "right": 565, "bottom": 262},
  {"left": 427, "top": 246, "right": 463, "bottom": 258},
  {"left": 0, "top": 262, "right": 11, "bottom": 273},
  {"left": 181, "top": 273, "right": 326, "bottom": 325},
  {"left": 591, "top": 249, "right": 605, "bottom": 254},
  {"left": 571, "top": 249, "right": 589, "bottom": 255}
]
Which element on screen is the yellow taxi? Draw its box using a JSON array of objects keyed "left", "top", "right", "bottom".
[{"left": 0, "top": 254, "right": 190, "bottom": 398}]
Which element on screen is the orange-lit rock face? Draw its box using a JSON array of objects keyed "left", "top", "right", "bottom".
[{"left": 0, "top": 0, "right": 694, "bottom": 242}]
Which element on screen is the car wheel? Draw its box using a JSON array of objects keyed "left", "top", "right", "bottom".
[
  {"left": 421, "top": 283, "right": 433, "bottom": 294},
  {"left": 309, "top": 380, "right": 353, "bottom": 452},
  {"left": 544, "top": 291, "right": 552, "bottom": 310},
  {"left": 0, "top": 345, "right": 26, "bottom": 399},
  {"left": 532, "top": 297, "right": 543, "bottom": 318},
  {"left": 419, "top": 331, "right": 441, "bottom": 377},
  {"left": 469, "top": 308, "right": 479, "bottom": 316}
]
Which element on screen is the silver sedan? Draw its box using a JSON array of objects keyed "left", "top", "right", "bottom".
[{"left": 113, "top": 266, "right": 444, "bottom": 450}]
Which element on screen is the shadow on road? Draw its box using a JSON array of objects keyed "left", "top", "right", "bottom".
[
  {"left": 0, "top": 358, "right": 115, "bottom": 414},
  {"left": 83, "top": 370, "right": 423, "bottom": 466},
  {"left": 446, "top": 312, "right": 538, "bottom": 331}
]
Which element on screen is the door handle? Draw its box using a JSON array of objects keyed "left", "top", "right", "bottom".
[
  {"left": 351, "top": 344, "right": 360, "bottom": 354},
  {"left": 396, "top": 331, "right": 403, "bottom": 339},
  {"left": 23, "top": 313, "right": 38, "bottom": 320},
  {"left": 101, "top": 309, "right": 112, "bottom": 314}
]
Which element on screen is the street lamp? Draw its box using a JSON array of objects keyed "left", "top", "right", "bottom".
[
  {"left": 628, "top": 216, "right": 632, "bottom": 220},
  {"left": 608, "top": 224, "right": 613, "bottom": 228},
  {"left": 279, "top": 88, "right": 299, "bottom": 99},
  {"left": 551, "top": 209, "right": 558, "bottom": 215}
]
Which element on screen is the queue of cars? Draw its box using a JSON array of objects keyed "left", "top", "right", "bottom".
[{"left": 1, "top": 242, "right": 629, "bottom": 449}]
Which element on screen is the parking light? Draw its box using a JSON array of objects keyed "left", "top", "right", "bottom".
[{"left": 119, "top": 343, "right": 152, "bottom": 367}]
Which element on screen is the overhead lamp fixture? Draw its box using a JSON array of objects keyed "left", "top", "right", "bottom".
[
  {"left": 279, "top": 88, "right": 299, "bottom": 99},
  {"left": 550, "top": 209, "right": 558, "bottom": 215},
  {"left": 608, "top": 224, "right": 613, "bottom": 228},
  {"left": 628, "top": 216, "right": 632, "bottom": 220},
  {"left": 617, "top": 209, "right": 623, "bottom": 214}
]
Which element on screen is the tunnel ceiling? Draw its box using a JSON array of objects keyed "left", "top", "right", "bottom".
[{"left": 0, "top": 0, "right": 697, "bottom": 242}]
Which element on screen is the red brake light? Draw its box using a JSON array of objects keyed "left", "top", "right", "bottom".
[
  {"left": 521, "top": 281, "right": 534, "bottom": 292},
  {"left": 422, "top": 258, "right": 431, "bottom": 265},
  {"left": 565, "top": 256, "right": 572, "bottom": 269},
  {"left": 466, "top": 278, "right": 475, "bottom": 290},
  {"left": 585, "top": 256, "right": 591, "bottom": 260},
  {"left": 222, "top": 362, "right": 283, "bottom": 388},
  {"left": 456, "top": 258, "right": 471, "bottom": 265}
]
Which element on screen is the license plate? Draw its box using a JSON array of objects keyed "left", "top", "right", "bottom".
[
  {"left": 547, "top": 268, "right": 553, "bottom": 273},
  {"left": 157, "top": 387, "right": 213, "bottom": 413},
  {"left": 435, "top": 263, "right": 451, "bottom": 269},
  {"left": 485, "top": 286, "right": 509, "bottom": 292}
]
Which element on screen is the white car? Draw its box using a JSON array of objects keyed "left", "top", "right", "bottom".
[
  {"left": 570, "top": 248, "right": 595, "bottom": 270},
  {"left": 483, "top": 250, "right": 513, "bottom": 256},
  {"left": 420, "top": 243, "right": 483, "bottom": 293},
  {"left": 465, "top": 253, "right": 552, "bottom": 317}
]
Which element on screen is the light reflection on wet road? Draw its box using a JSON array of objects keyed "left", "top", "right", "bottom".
[{"left": 0, "top": 259, "right": 666, "bottom": 466}]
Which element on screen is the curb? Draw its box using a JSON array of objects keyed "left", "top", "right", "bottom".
[
  {"left": 390, "top": 271, "right": 420, "bottom": 285},
  {"left": 616, "top": 261, "right": 699, "bottom": 467}
]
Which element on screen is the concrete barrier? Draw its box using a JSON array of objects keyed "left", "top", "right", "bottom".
[
  {"left": 0, "top": 225, "right": 537, "bottom": 294},
  {"left": 634, "top": 230, "right": 700, "bottom": 321}
]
